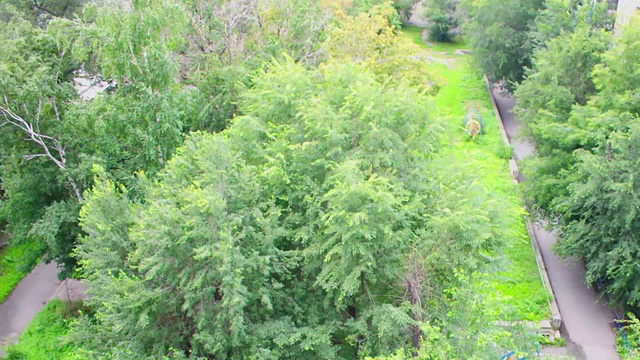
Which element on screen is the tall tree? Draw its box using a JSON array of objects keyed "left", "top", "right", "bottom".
[
  {"left": 556, "top": 120, "right": 640, "bottom": 306},
  {"left": 531, "top": 0, "right": 612, "bottom": 46},
  {"left": 0, "top": 2, "right": 83, "bottom": 273},
  {"left": 71, "top": 56, "right": 517, "bottom": 358},
  {"left": 463, "top": 0, "right": 543, "bottom": 89},
  {"left": 553, "top": 18, "right": 640, "bottom": 307},
  {"left": 324, "top": 3, "right": 442, "bottom": 94},
  {"left": 514, "top": 25, "right": 611, "bottom": 214}
]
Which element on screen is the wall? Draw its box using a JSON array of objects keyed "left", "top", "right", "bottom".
[{"left": 615, "top": 0, "right": 640, "bottom": 35}]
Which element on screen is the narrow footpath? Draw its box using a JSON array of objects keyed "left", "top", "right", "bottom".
[
  {"left": 0, "top": 261, "right": 60, "bottom": 355},
  {"left": 492, "top": 90, "right": 620, "bottom": 360}
]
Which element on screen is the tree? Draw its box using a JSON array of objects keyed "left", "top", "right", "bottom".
[
  {"left": 71, "top": 56, "right": 518, "bottom": 358},
  {"left": 324, "top": 3, "right": 442, "bottom": 94},
  {"left": 422, "top": 0, "right": 458, "bottom": 43},
  {"left": 530, "top": 0, "right": 613, "bottom": 47},
  {"left": 1, "top": 0, "right": 86, "bottom": 25},
  {"left": 551, "top": 18, "right": 640, "bottom": 307},
  {"left": 0, "top": 3, "right": 82, "bottom": 274},
  {"left": 0, "top": 0, "right": 329, "bottom": 278},
  {"left": 556, "top": 120, "right": 640, "bottom": 306},
  {"left": 514, "top": 25, "right": 610, "bottom": 214},
  {"left": 392, "top": 0, "right": 419, "bottom": 24},
  {"left": 463, "top": 0, "right": 543, "bottom": 89}
]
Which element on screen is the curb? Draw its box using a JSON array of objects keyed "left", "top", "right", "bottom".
[{"left": 484, "top": 77, "right": 563, "bottom": 330}]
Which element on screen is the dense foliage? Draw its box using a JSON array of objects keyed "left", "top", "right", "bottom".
[
  {"left": 0, "top": 0, "right": 328, "bottom": 277},
  {"left": 510, "top": 0, "right": 640, "bottom": 309},
  {"left": 553, "top": 19, "right": 640, "bottom": 307},
  {"left": 421, "top": 0, "right": 458, "bottom": 42},
  {"left": 515, "top": 9, "right": 611, "bottom": 214},
  {"left": 463, "top": 0, "right": 612, "bottom": 91},
  {"left": 462, "top": 0, "right": 543, "bottom": 88},
  {"left": 0, "top": 0, "right": 557, "bottom": 357},
  {"left": 69, "top": 41, "right": 526, "bottom": 357}
]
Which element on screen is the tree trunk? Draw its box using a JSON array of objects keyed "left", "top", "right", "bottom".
[{"left": 406, "top": 275, "right": 423, "bottom": 355}]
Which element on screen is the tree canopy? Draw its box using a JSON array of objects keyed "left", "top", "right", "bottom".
[
  {"left": 463, "top": 0, "right": 543, "bottom": 88},
  {"left": 69, "top": 56, "right": 522, "bottom": 358},
  {"left": 0, "top": 0, "right": 564, "bottom": 357},
  {"left": 552, "top": 18, "right": 640, "bottom": 307},
  {"left": 512, "top": 1, "right": 640, "bottom": 308}
]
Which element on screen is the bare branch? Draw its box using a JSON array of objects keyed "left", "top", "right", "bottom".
[
  {"left": 0, "top": 105, "right": 83, "bottom": 201},
  {"left": 23, "top": 154, "right": 50, "bottom": 160},
  {"left": 32, "top": 0, "right": 61, "bottom": 18}
]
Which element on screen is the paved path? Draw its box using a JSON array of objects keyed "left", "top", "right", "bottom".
[
  {"left": 492, "top": 89, "right": 620, "bottom": 360},
  {"left": 0, "top": 261, "right": 61, "bottom": 353}
]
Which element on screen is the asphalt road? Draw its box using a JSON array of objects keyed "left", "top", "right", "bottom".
[
  {"left": 492, "top": 89, "right": 620, "bottom": 360},
  {"left": 0, "top": 261, "right": 61, "bottom": 353}
]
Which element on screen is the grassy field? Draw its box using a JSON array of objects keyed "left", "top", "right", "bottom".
[
  {"left": 0, "top": 240, "right": 43, "bottom": 303},
  {"left": 400, "top": 27, "right": 551, "bottom": 321},
  {"left": 1, "top": 300, "right": 85, "bottom": 360}
]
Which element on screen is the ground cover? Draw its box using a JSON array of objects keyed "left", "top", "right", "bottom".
[
  {"left": 616, "top": 313, "right": 640, "bottom": 359},
  {"left": 1, "top": 300, "right": 84, "bottom": 360},
  {"left": 0, "top": 240, "right": 43, "bottom": 303},
  {"left": 400, "top": 27, "right": 550, "bottom": 321}
]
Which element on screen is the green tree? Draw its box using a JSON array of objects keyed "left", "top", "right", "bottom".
[
  {"left": 531, "top": 0, "right": 612, "bottom": 46},
  {"left": 422, "top": 0, "right": 458, "bottom": 43},
  {"left": 72, "top": 56, "right": 517, "bottom": 358},
  {"left": 1, "top": 0, "right": 86, "bottom": 25},
  {"left": 514, "top": 26, "right": 610, "bottom": 214},
  {"left": 0, "top": 3, "right": 83, "bottom": 274},
  {"left": 556, "top": 120, "right": 640, "bottom": 306},
  {"left": 552, "top": 18, "right": 640, "bottom": 307},
  {"left": 463, "top": 0, "right": 543, "bottom": 89},
  {"left": 392, "top": 0, "right": 419, "bottom": 23},
  {"left": 324, "top": 3, "right": 442, "bottom": 94}
]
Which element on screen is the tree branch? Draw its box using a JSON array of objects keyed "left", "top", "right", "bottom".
[
  {"left": 0, "top": 105, "right": 83, "bottom": 201},
  {"left": 32, "top": 0, "right": 61, "bottom": 18}
]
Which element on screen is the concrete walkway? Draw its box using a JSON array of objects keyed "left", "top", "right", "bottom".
[
  {"left": 492, "top": 89, "right": 620, "bottom": 360},
  {"left": 0, "top": 261, "right": 61, "bottom": 353}
]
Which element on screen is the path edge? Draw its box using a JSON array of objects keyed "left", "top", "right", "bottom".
[{"left": 483, "top": 76, "right": 562, "bottom": 330}]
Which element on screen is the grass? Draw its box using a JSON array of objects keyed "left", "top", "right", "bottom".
[
  {"left": 400, "top": 26, "right": 551, "bottom": 321},
  {"left": 1, "top": 300, "right": 85, "bottom": 360},
  {"left": 0, "top": 240, "right": 44, "bottom": 303}
]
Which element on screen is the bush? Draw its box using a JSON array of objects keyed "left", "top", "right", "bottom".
[
  {"left": 496, "top": 143, "right": 515, "bottom": 160},
  {"left": 427, "top": 13, "right": 456, "bottom": 42}
]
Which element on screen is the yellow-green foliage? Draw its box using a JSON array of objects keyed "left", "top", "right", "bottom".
[{"left": 325, "top": 6, "right": 443, "bottom": 94}]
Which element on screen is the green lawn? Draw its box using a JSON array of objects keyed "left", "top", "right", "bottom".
[
  {"left": 400, "top": 27, "right": 551, "bottom": 321},
  {"left": 0, "top": 240, "right": 43, "bottom": 303},
  {"left": 1, "top": 300, "right": 85, "bottom": 360}
]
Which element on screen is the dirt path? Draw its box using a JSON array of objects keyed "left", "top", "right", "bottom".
[
  {"left": 0, "top": 261, "right": 61, "bottom": 355},
  {"left": 492, "top": 89, "right": 620, "bottom": 360}
]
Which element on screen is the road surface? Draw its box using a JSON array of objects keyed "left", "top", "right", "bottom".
[
  {"left": 0, "top": 261, "right": 61, "bottom": 354},
  {"left": 492, "top": 89, "right": 620, "bottom": 360}
]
